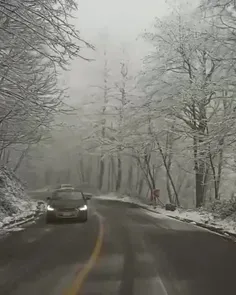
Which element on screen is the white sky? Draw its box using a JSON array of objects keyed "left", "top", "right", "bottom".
[
  {"left": 77, "top": 0, "right": 170, "bottom": 40},
  {"left": 64, "top": 0, "right": 197, "bottom": 104}
]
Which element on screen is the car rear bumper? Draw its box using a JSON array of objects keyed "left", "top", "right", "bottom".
[{"left": 46, "top": 210, "right": 87, "bottom": 222}]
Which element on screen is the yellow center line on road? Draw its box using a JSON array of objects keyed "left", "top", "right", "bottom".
[{"left": 64, "top": 213, "right": 105, "bottom": 295}]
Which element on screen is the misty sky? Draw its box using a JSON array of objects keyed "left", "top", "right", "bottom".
[{"left": 65, "top": 0, "right": 197, "bottom": 104}]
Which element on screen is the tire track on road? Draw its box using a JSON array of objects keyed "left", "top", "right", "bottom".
[{"left": 118, "top": 224, "right": 135, "bottom": 295}]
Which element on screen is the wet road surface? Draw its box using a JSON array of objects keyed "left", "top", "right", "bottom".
[{"left": 0, "top": 199, "right": 235, "bottom": 295}]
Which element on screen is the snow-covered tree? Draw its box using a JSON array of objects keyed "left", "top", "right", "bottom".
[
  {"left": 0, "top": 0, "right": 92, "bottom": 166},
  {"left": 141, "top": 9, "right": 236, "bottom": 207}
]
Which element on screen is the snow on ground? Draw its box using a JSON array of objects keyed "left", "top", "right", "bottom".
[
  {"left": 29, "top": 186, "right": 51, "bottom": 193},
  {"left": 155, "top": 206, "right": 236, "bottom": 235},
  {"left": 95, "top": 193, "right": 142, "bottom": 204},
  {"left": 0, "top": 167, "right": 38, "bottom": 229},
  {"left": 96, "top": 194, "right": 236, "bottom": 236}
]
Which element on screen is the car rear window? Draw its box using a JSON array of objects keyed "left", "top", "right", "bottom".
[{"left": 52, "top": 191, "right": 84, "bottom": 200}]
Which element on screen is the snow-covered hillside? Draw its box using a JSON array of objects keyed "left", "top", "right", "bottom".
[{"left": 0, "top": 167, "right": 37, "bottom": 226}]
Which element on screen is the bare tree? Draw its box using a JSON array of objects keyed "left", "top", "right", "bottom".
[
  {"left": 113, "top": 60, "right": 130, "bottom": 191},
  {"left": 0, "top": 0, "right": 93, "bottom": 166},
  {"left": 142, "top": 10, "right": 236, "bottom": 207},
  {"left": 97, "top": 50, "right": 110, "bottom": 191}
]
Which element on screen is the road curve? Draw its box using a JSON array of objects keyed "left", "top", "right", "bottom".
[{"left": 0, "top": 199, "right": 236, "bottom": 295}]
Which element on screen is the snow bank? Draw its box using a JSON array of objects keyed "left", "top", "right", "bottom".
[
  {"left": 152, "top": 207, "right": 236, "bottom": 234},
  {"left": 95, "top": 193, "right": 142, "bottom": 204},
  {"left": 96, "top": 194, "right": 236, "bottom": 238},
  {"left": 0, "top": 167, "right": 38, "bottom": 228}
]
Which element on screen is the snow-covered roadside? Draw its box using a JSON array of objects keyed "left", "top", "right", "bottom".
[
  {"left": 95, "top": 194, "right": 236, "bottom": 240},
  {"left": 95, "top": 193, "right": 143, "bottom": 205},
  {"left": 151, "top": 207, "right": 236, "bottom": 235},
  {"left": 1, "top": 202, "right": 43, "bottom": 229},
  {"left": 0, "top": 167, "right": 44, "bottom": 231}
]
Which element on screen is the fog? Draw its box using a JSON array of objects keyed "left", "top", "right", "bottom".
[
  {"left": 2, "top": 3, "right": 236, "bottom": 291},
  {"left": 12, "top": 0, "right": 235, "bottom": 210},
  {"left": 65, "top": 0, "right": 198, "bottom": 103}
]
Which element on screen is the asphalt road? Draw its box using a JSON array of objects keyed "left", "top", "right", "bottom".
[{"left": 0, "top": 199, "right": 236, "bottom": 295}]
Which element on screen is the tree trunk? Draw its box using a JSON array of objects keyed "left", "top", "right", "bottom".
[
  {"left": 98, "top": 155, "right": 104, "bottom": 191},
  {"left": 116, "top": 155, "right": 122, "bottom": 191},
  {"left": 195, "top": 167, "right": 205, "bottom": 207},
  {"left": 216, "top": 147, "right": 223, "bottom": 199},
  {"left": 80, "top": 158, "right": 85, "bottom": 183},
  {"left": 144, "top": 154, "right": 155, "bottom": 189},
  {"left": 166, "top": 149, "right": 173, "bottom": 203},
  {"left": 111, "top": 156, "right": 116, "bottom": 191},
  {"left": 193, "top": 136, "right": 203, "bottom": 208},
  {"left": 203, "top": 165, "right": 209, "bottom": 203},
  {"left": 108, "top": 158, "right": 111, "bottom": 192},
  {"left": 136, "top": 156, "right": 153, "bottom": 192},
  {"left": 209, "top": 151, "right": 218, "bottom": 200},
  {"left": 194, "top": 128, "right": 208, "bottom": 207},
  {"left": 127, "top": 160, "right": 133, "bottom": 194},
  {"left": 136, "top": 166, "right": 140, "bottom": 192},
  {"left": 157, "top": 141, "right": 180, "bottom": 206},
  {"left": 138, "top": 177, "right": 144, "bottom": 195},
  {"left": 166, "top": 172, "right": 172, "bottom": 203}
]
